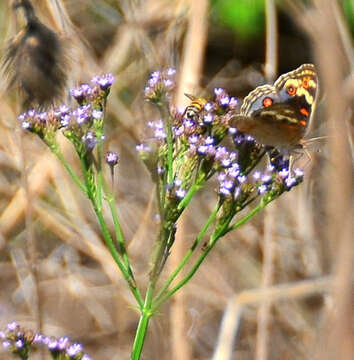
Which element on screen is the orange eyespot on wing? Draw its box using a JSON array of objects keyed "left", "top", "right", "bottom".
[
  {"left": 299, "top": 120, "right": 307, "bottom": 127},
  {"left": 263, "top": 97, "right": 273, "bottom": 107},
  {"left": 300, "top": 107, "right": 309, "bottom": 117},
  {"left": 302, "top": 78, "right": 309, "bottom": 89},
  {"left": 287, "top": 85, "right": 297, "bottom": 96}
]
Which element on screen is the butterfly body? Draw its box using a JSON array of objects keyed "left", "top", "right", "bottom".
[{"left": 232, "top": 64, "right": 318, "bottom": 151}]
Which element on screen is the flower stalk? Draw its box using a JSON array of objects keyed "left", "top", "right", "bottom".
[{"left": 15, "top": 69, "right": 306, "bottom": 360}]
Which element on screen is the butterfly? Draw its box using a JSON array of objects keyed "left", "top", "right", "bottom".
[{"left": 230, "top": 64, "right": 318, "bottom": 154}]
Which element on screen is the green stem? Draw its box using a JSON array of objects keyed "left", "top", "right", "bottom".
[
  {"left": 160, "top": 106, "right": 174, "bottom": 185},
  {"left": 93, "top": 201, "right": 143, "bottom": 307},
  {"left": 80, "top": 157, "right": 143, "bottom": 308},
  {"left": 227, "top": 194, "right": 274, "bottom": 233},
  {"left": 177, "top": 179, "right": 204, "bottom": 212},
  {"left": 152, "top": 197, "right": 274, "bottom": 310},
  {"left": 131, "top": 284, "right": 154, "bottom": 360},
  {"left": 51, "top": 146, "right": 87, "bottom": 194},
  {"left": 151, "top": 227, "right": 225, "bottom": 311},
  {"left": 153, "top": 202, "right": 221, "bottom": 305},
  {"left": 106, "top": 192, "right": 137, "bottom": 285},
  {"left": 96, "top": 135, "right": 104, "bottom": 210}
]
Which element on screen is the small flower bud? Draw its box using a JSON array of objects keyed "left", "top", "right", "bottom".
[{"left": 106, "top": 151, "right": 119, "bottom": 167}]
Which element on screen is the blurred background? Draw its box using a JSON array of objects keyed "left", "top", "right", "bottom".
[{"left": 0, "top": 0, "right": 353, "bottom": 359}]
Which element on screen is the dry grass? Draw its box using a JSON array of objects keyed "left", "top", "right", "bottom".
[{"left": 0, "top": 0, "right": 353, "bottom": 359}]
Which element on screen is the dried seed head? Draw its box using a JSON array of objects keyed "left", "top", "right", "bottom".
[{"left": 2, "top": 0, "right": 69, "bottom": 109}]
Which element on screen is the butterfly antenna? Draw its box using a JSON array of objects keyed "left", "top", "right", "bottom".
[{"left": 304, "top": 136, "right": 329, "bottom": 144}]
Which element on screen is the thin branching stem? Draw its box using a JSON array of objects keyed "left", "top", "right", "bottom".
[
  {"left": 152, "top": 195, "right": 277, "bottom": 310},
  {"left": 80, "top": 157, "right": 143, "bottom": 308},
  {"left": 50, "top": 145, "right": 87, "bottom": 194},
  {"left": 153, "top": 201, "right": 222, "bottom": 305},
  {"left": 160, "top": 105, "right": 174, "bottom": 185},
  {"left": 105, "top": 189, "right": 138, "bottom": 289},
  {"left": 96, "top": 133, "right": 104, "bottom": 210},
  {"left": 131, "top": 284, "right": 154, "bottom": 360}
]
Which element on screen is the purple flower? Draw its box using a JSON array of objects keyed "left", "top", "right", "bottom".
[
  {"left": 106, "top": 151, "right": 119, "bottom": 166},
  {"left": 262, "top": 174, "right": 272, "bottom": 184},
  {"left": 253, "top": 171, "right": 261, "bottom": 180},
  {"left": 21, "top": 121, "right": 32, "bottom": 130},
  {"left": 223, "top": 179, "right": 234, "bottom": 190},
  {"left": 42, "top": 337, "right": 51, "bottom": 345},
  {"left": 215, "top": 146, "right": 228, "bottom": 160},
  {"left": 136, "top": 144, "right": 151, "bottom": 153},
  {"left": 233, "top": 134, "right": 245, "bottom": 144},
  {"left": 71, "top": 84, "right": 92, "bottom": 103},
  {"left": 204, "top": 102, "right": 213, "bottom": 111},
  {"left": 2, "top": 340, "right": 11, "bottom": 349},
  {"left": 92, "top": 73, "right": 115, "bottom": 89},
  {"left": 219, "top": 96, "right": 230, "bottom": 106},
  {"left": 61, "top": 114, "right": 72, "bottom": 127},
  {"left": 285, "top": 176, "right": 296, "bottom": 187},
  {"left": 217, "top": 172, "right": 226, "bottom": 182},
  {"left": 229, "top": 97, "right": 238, "bottom": 108},
  {"left": 166, "top": 68, "right": 176, "bottom": 76},
  {"left": 279, "top": 168, "right": 289, "bottom": 178},
  {"left": 228, "top": 127, "right": 237, "bottom": 135},
  {"left": 258, "top": 184, "right": 268, "bottom": 194},
  {"left": 228, "top": 163, "right": 240, "bottom": 178},
  {"left": 74, "top": 105, "right": 92, "bottom": 125},
  {"left": 174, "top": 178, "right": 182, "bottom": 186},
  {"left": 38, "top": 112, "right": 47, "bottom": 123},
  {"left": 197, "top": 145, "right": 209, "bottom": 155},
  {"left": 33, "top": 333, "right": 44, "bottom": 344},
  {"left": 27, "top": 109, "right": 36, "bottom": 117},
  {"left": 176, "top": 188, "right": 186, "bottom": 199},
  {"left": 67, "top": 343, "right": 83, "bottom": 356},
  {"left": 219, "top": 187, "right": 231, "bottom": 197},
  {"left": 82, "top": 131, "right": 97, "bottom": 150},
  {"left": 174, "top": 126, "right": 184, "bottom": 137},
  {"left": 203, "top": 113, "right": 213, "bottom": 124},
  {"left": 58, "top": 337, "right": 70, "bottom": 350},
  {"left": 154, "top": 128, "right": 166, "bottom": 139},
  {"left": 188, "top": 135, "right": 199, "bottom": 144},
  {"left": 81, "top": 354, "right": 91, "bottom": 360},
  {"left": 15, "top": 339, "right": 24, "bottom": 349},
  {"left": 163, "top": 79, "right": 173, "bottom": 88},
  {"left": 237, "top": 175, "right": 247, "bottom": 183},
  {"left": 7, "top": 322, "right": 19, "bottom": 331},
  {"left": 92, "top": 109, "right": 103, "bottom": 119},
  {"left": 47, "top": 338, "right": 58, "bottom": 350},
  {"left": 183, "top": 118, "right": 195, "bottom": 128},
  {"left": 294, "top": 168, "right": 304, "bottom": 178},
  {"left": 214, "top": 88, "right": 224, "bottom": 96},
  {"left": 58, "top": 104, "right": 70, "bottom": 114}
]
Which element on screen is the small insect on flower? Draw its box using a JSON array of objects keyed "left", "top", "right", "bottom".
[
  {"left": 183, "top": 93, "right": 208, "bottom": 123},
  {"left": 2, "top": 0, "right": 69, "bottom": 109}
]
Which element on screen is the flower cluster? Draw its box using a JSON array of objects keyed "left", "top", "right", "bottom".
[
  {"left": 0, "top": 322, "right": 90, "bottom": 360},
  {"left": 139, "top": 70, "right": 305, "bottom": 227},
  {"left": 144, "top": 68, "right": 176, "bottom": 103},
  {"left": 17, "top": 74, "right": 114, "bottom": 156}
]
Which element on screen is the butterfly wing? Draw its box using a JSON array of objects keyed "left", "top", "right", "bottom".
[{"left": 231, "top": 64, "right": 318, "bottom": 148}]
